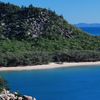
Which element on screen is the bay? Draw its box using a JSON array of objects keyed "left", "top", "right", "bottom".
[{"left": 0, "top": 66, "right": 100, "bottom": 100}]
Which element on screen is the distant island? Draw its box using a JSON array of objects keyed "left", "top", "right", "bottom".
[
  {"left": 75, "top": 23, "right": 100, "bottom": 27},
  {"left": 0, "top": 2, "right": 100, "bottom": 67}
]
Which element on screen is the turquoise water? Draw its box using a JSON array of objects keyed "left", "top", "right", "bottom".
[{"left": 0, "top": 66, "right": 100, "bottom": 100}]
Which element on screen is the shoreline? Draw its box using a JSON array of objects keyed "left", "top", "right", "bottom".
[{"left": 0, "top": 62, "right": 100, "bottom": 72}]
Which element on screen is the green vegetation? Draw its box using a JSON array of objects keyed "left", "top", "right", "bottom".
[
  {"left": 0, "top": 77, "right": 8, "bottom": 93},
  {"left": 0, "top": 2, "right": 100, "bottom": 67}
]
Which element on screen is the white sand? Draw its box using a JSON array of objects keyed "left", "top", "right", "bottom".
[{"left": 0, "top": 62, "right": 100, "bottom": 72}]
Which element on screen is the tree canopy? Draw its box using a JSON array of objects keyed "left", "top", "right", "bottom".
[{"left": 0, "top": 2, "right": 100, "bottom": 67}]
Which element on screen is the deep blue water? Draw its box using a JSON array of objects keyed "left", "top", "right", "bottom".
[
  {"left": 1, "top": 66, "right": 100, "bottom": 100},
  {"left": 80, "top": 27, "right": 100, "bottom": 36}
]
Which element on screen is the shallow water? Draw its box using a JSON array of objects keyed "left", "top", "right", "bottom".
[{"left": 0, "top": 66, "right": 100, "bottom": 100}]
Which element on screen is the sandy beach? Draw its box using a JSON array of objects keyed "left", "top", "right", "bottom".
[{"left": 0, "top": 62, "right": 100, "bottom": 71}]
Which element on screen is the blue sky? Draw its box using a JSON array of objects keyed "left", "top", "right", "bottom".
[{"left": 0, "top": 0, "right": 100, "bottom": 24}]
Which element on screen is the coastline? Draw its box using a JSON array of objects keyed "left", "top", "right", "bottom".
[{"left": 0, "top": 62, "right": 100, "bottom": 72}]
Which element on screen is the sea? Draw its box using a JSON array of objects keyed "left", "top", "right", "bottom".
[
  {"left": 80, "top": 27, "right": 100, "bottom": 36},
  {"left": 1, "top": 66, "right": 100, "bottom": 100},
  {"left": 0, "top": 28, "right": 100, "bottom": 100}
]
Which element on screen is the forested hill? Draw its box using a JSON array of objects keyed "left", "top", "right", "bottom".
[
  {"left": 0, "top": 2, "right": 88, "bottom": 40},
  {"left": 0, "top": 2, "right": 100, "bottom": 67}
]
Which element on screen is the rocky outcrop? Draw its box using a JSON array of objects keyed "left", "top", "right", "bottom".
[
  {"left": 0, "top": 89, "right": 36, "bottom": 100},
  {"left": 0, "top": 2, "right": 75, "bottom": 40}
]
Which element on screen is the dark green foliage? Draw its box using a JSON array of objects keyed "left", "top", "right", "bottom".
[
  {"left": 0, "top": 77, "right": 8, "bottom": 92},
  {"left": 0, "top": 51, "right": 51, "bottom": 67},
  {"left": 0, "top": 2, "right": 100, "bottom": 67}
]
